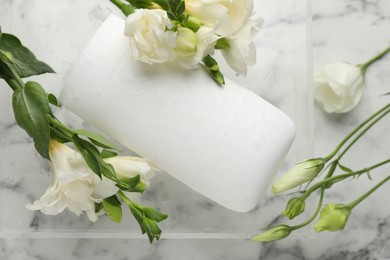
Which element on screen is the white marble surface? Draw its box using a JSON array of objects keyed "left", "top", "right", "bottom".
[{"left": 1, "top": 0, "right": 390, "bottom": 259}]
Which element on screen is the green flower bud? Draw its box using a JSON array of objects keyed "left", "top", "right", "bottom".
[
  {"left": 252, "top": 225, "right": 292, "bottom": 242},
  {"left": 175, "top": 27, "right": 197, "bottom": 58},
  {"left": 183, "top": 16, "right": 202, "bottom": 32},
  {"left": 0, "top": 50, "right": 14, "bottom": 64},
  {"left": 284, "top": 197, "right": 305, "bottom": 219},
  {"left": 215, "top": 38, "right": 231, "bottom": 50},
  {"left": 272, "top": 158, "right": 325, "bottom": 193},
  {"left": 203, "top": 55, "right": 219, "bottom": 71},
  {"left": 211, "top": 70, "right": 225, "bottom": 85},
  {"left": 314, "top": 203, "right": 351, "bottom": 232}
]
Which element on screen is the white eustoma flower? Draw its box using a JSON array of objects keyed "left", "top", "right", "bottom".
[
  {"left": 272, "top": 158, "right": 325, "bottom": 194},
  {"left": 314, "top": 62, "right": 365, "bottom": 113},
  {"left": 176, "top": 26, "right": 219, "bottom": 69},
  {"left": 221, "top": 18, "right": 262, "bottom": 75},
  {"left": 26, "top": 140, "right": 155, "bottom": 221},
  {"left": 185, "top": 0, "right": 254, "bottom": 36},
  {"left": 124, "top": 9, "right": 177, "bottom": 64}
]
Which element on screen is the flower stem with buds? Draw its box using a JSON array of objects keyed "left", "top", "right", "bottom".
[
  {"left": 255, "top": 101, "right": 390, "bottom": 242},
  {"left": 302, "top": 158, "right": 390, "bottom": 199},
  {"left": 289, "top": 187, "right": 326, "bottom": 231}
]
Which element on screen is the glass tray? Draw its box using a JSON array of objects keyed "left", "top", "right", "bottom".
[{"left": 0, "top": 0, "right": 313, "bottom": 239}]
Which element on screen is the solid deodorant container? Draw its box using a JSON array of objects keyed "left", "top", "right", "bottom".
[{"left": 60, "top": 15, "right": 296, "bottom": 212}]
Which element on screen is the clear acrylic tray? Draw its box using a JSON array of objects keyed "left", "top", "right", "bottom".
[{"left": 0, "top": 0, "right": 312, "bottom": 239}]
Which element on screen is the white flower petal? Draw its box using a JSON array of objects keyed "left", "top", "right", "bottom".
[
  {"left": 221, "top": 18, "right": 262, "bottom": 75},
  {"left": 92, "top": 175, "right": 119, "bottom": 200},
  {"left": 314, "top": 62, "right": 365, "bottom": 113},
  {"left": 185, "top": 0, "right": 254, "bottom": 36},
  {"left": 124, "top": 9, "right": 177, "bottom": 64}
]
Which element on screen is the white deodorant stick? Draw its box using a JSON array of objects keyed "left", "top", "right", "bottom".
[{"left": 60, "top": 15, "right": 295, "bottom": 212}]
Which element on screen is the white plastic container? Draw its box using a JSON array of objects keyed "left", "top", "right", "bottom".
[{"left": 60, "top": 15, "right": 295, "bottom": 212}]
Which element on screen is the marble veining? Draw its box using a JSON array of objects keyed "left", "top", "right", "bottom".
[{"left": 1, "top": 0, "right": 390, "bottom": 259}]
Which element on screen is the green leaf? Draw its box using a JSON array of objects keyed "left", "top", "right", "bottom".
[
  {"left": 100, "top": 149, "right": 118, "bottom": 159},
  {"left": 124, "top": 198, "right": 167, "bottom": 243},
  {"left": 72, "top": 134, "right": 120, "bottom": 181},
  {"left": 72, "top": 135, "right": 102, "bottom": 177},
  {"left": 167, "top": 10, "right": 177, "bottom": 21},
  {"left": 48, "top": 93, "right": 61, "bottom": 107},
  {"left": 75, "top": 129, "right": 118, "bottom": 150},
  {"left": 12, "top": 81, "right": 51, "bottom": 159},
  {"left": 128, "top": 203, "right": 146, "bottom": 233},
  {"left": 177, "top": 0, "right": 185, "bottom": 15},
  {"left": 143, "top": 218, "right": 162, "bottom": 243},
  {"left": 143, "top": 207, "right": 168, "bottom": 222},
  {"left": 366, "top": 170, "right": 373, "bottom": 181},
  {"left": 50, "top": 127, "right": 71, "bottom": 143},
  {"left": 0, "top": 33, "right": 54, "bottom": 79},
  {"left": 116, "top": 174, "right": 145, "bottom": 193},
  {"left": 168, "top": 0, "right": 176, "bottom": 8},
  {"left": 166, "top": 0, "right": 187, "bottom": 22},
  {"left": 179, "top": 13, "right": 189, "bottom": 23},
  {"left": 102, "top": 195, "right": 122, "bottom": 223},
  {"left": 338, "top": 162, "right": 354, "bottom": 173},
  {"left": 99, "top": 160, "right": 118, "bottom": 181}
]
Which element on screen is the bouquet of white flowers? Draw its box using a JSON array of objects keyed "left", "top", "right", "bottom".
[
  {"left": 0, "top": 27, "right": 167, "bottom": 243},
  {"left": 111, "top": 0, "right": 262, "bottom": 84},
  {"left": 0, "top": 0, "right": 265, "bottom": 243}
]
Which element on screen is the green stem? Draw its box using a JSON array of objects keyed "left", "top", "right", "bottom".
[
  {"left": 153, "top": 0, "right": 169, "bottom": 10},
  {"left": 302, "top": 158, "right": 390, "bottom": 199},
  {"left": 3, "top": 65, "right": 25, "bottom": 91},
  {"left": 291, "top": 187, "right": 325, "bottom": 230},
  {"left": 348, "top": 175, "right": 390, "bottom": 209},
  {"left": 48, "top": 115, "right": 75, "bottom": 140},
  {"left": 324, "top": 103, "right": 390, "bottom": 162},
  {"left": 109, "top": 0, "right": 135, "bottom": 16},
  {"left": 301, "top": 161, "right": 338, "bottom": 200},
  {"left": 5, "top": 79, "right": 22, "bottom": 91},
  {"left": 338, "top": 107, "right": 390, "bottom": 159},
  {"left": 300, "top": 160, "right": 337, "bottom": 197},
  {"left": 110, "top": 0, "right": 125, "bottom": 9},
  {"left": 359, "top": 46, "right": 390, "bottom": 75},
  {"left": 117, "top": 190, "right": 134, "bottom": 206}
]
